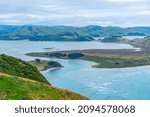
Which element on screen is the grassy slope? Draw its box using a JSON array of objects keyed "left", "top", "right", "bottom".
[
  {"left": 0, "top": 54, "right": 49, "bottom": 84},
  {"left": 0, "top": 54, "right": 88, "bottom": 100},
  {"left": 0, "top": 73, "right": 88, "bottom": 100}
]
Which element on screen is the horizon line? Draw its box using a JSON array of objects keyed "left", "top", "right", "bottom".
[{"left": 0, "top": 24, "right": 150, "bottom": 28}]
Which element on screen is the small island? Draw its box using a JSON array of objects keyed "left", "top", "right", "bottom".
[{"left": 29, "top": 58, "right": 63, "bottom": 71}]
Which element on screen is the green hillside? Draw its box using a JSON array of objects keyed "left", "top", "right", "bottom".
[
  {"left": 0, "top": 25, "right": 150, "bottom": 41},
  {"left": 0, "top": 54, "right": 88, "bottom": 100},
  {"left": 0, "top": 25, "right": 93, "bottom": 41},
  {"left": 0, "top": 54, "right": 49, "bottom": 84},
  {"left": 0, "top": 73, "right": 88, "bottom": 100}
]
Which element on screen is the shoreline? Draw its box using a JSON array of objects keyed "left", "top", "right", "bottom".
[
  {"left": 28, "top": 60, "right": 64, "bottom": 71},
  {"left": 26, "top": 47, "right": 150, "bottom": 69},
  {"left": 41, "top": 67, "right": 64, "bottom": 74}
]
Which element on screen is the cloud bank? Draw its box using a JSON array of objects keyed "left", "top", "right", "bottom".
[{"left": 0, "top": 0, "right": 150, "bottom": 27}]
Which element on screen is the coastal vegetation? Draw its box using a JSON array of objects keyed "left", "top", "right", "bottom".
[
  {"left": 27, "top": 51, "right": 150, "bottom": 68},
  {"left": 27, "top": 53, "right": 85, "bottom": 59},
  {"left": 26, "top": 34, "right": 150, "bottom": 68},
  {"left": 0, "top": 54, "right": 88, "bottom": 100},
  {"left": 29, "top": 59, "right": 63, "bottom": 71},
  {"left": 83, "top": 54, "right": 150, "bottom": 68}
]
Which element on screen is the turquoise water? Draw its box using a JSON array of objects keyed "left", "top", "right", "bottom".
[
  {"left": 43, "top": 63, "right": 150, "bottom": 100},
  {"left": 0, "top": 40, "right": 150, "bottom": 100}
]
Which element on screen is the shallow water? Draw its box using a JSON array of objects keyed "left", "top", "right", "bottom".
[
  {"left": 0, "top": 40, "right": 150, "bottom": 100},
  {"left": 43, "top": 60, "right": 150, "bottom": 100}
]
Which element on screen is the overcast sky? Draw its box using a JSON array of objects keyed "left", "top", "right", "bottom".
[{"left": 0, "top": 0, "right": 150, "bottom": 27}]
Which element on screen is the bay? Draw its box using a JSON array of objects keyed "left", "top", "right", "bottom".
[{"left": 0, "top": 40, "right": 150, "bottom": 100}]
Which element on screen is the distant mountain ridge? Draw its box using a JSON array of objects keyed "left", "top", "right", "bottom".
[{"left": 0, "top": 25, "right": 150, "bottom": 41}]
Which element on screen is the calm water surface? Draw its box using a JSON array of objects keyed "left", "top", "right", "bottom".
[{"left": 0, "top": 40, "right": 150, "bottom": 100}]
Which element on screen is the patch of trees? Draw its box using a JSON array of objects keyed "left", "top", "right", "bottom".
[
  {"left": 127, "top": 32, "right": 145, "bottom": 36},
  {"left": 35, "top": 58, "right": 41, "bottom": 63},
  {"left": 44, "top": 61, "right": 63, "bottom": 70},
  {"left": 68, "top": 53, "right": 85, "bottom": 59},
  {"left": 48, "top": 61, "right": 62, "bottom": 67},
  {"left": 45, "top": 53, "right": 67, "bottom": 58},
  {"left": 45, "top": 52, "right": 85, "bottom": 59},
  {"left": 102, "top": 36, "right": 122, "bottom": 42}
]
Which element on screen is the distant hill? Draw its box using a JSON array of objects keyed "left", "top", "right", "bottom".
[
  {"left": 0, "top": 25, "right": 150, "bottom": 41},
  {"left": 130, "top": 36, "right": 150, "bottom": 48},
  {"left": 0, "top": 54, "right": 88, "bottom": 100},
  {"left": 102, "top": 36, "right": 124, "bottom": 43},
  {"left": 0, "top": 25, "right": 93, "bottom": 41}
]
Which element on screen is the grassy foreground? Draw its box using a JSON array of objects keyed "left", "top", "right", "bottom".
[
  {"left": 0, "top": 73, "right": 88, "bottom": 100},
  {"left": 0, "top": 54, "right": 89, "bottom": 100}
]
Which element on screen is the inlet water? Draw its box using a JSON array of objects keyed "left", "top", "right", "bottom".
[{"left": 0, "top": 40, "right": 150, "bottom": 100}]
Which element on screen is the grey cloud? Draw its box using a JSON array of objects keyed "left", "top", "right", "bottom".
[{"left": 0, "top": 0, "right": 150, "bottom": 26}]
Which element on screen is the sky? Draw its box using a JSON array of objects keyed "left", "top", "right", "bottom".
[{"left": 0, "top": 0, "right": 150, "bottom": 27}]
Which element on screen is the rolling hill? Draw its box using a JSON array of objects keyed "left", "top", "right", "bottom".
[
  {"left": 0, "top": 25, "right": 150, "bottom": 41},
  {"left": 0, "top": 54, "right": 49, "bottom": 84}
]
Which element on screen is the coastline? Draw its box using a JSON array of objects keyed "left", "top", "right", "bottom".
[
  {"left": 28, "top": 60, "right": 64, "bottom": 71},
  {"left": 26, "top": 46, "right": 150, "bottom": 69}
]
